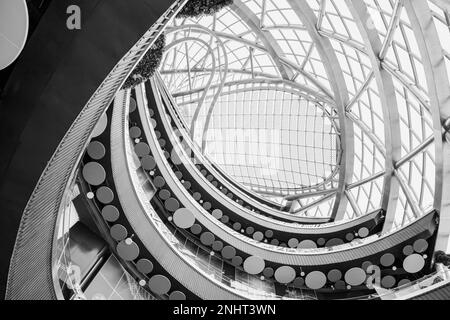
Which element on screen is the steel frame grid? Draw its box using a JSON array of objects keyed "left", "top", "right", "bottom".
[{"left": 159, "top": 0, "right": 450, "bottom": 245}]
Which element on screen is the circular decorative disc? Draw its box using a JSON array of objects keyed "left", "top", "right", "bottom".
[
  {"left": 169, "top": 291, "right": 186, "bottom": 300},
  {"left": 87, "top": 141, "right": 106, "bottom": 160},
  {"left": 293, "top": 277, "right": 305, "bottom": 288},
  {"left": 398, "top": 279, "right": 411, "bottom": 287},
  {"left": 358, "top": 227, "right": 370, "bottom": 238},
  {"left": 335, "top": 280, "right": 346, "bottom": 290},
  {"left": 190, "top": 224, "right": 202, "bottom": 235},
  {"left": 298, "top": 240, "right": 317, "bottom": 249},
  {"left": 102, "top": 205, "right": 120, "bottom": 222},
  {"left": 305, "top": 271, "right": 327, "bottom": 290},
  {"left": 231, "top": 256, "right": 243, "bottom": 267},
  {"left": 136, "top": 259, "right": 154, "bottom": 274},
  {"left": 327, "top": 269, "right": 342, "bottom": 283},
  {"left": 129, "top": 127, "right": 142, "bottom": 139},
  {"left": 141, "top": 155, "right": 156, "bottom": 171},
  {"left": 212, "top": 209, "right": 223, "bottom": 220},
  {"left": 381, "top": 275, "right": 396, "bottom": 289},
  {"left": 171, "top": 150, "right": 182, "bottom": 165},
  {"left": 129, "top": 98, "right": 137, "bottom": 113},
  {"left": 96, "top": 186, "right": 114, "bottom": 204},
  {"left": 265, "top": 230, "right": 274, "bottom": 238},
  {"left": 153, "top": 176, "right": 166, "bottom": 188},
  {"left": 325, "top": 238, "right": 344, "bottom": 247},
  {"left": 193, "top": 192, "right": 202, "bottom": 201},
  {"left": 82, "top": 162, "right": 106, "bottom": 186},
  {"left": 221, "top": 215, "right": 229, "bottom": 224},
  {"left": 212, "top": 241, "right": 224, "bottom": 252},
  {"left": 0, "top": 0, "right": 29, "bottom": 70},
  {"left": 221, "top": 246, "right": 236, "bottom": 259},
  {"left": 110, "top": 224, "right": 128, "bottom": 241},
  {"left": 361, "top": 261, "right": 373, "bottom": 271},
  {"left": 200, "top": 232, "right": 215, "bottom": 246},
  {"left": 148, "top": 275, "right": 171, "bottom": 295},
  {"left": 275, "top": 266, "right": 296, "bottom": 284},
  {"left": 403, "top": 254, "right": 425, "bottom": 274},
  {"left": 92, "top": 113, "right": 108, "bottom": 138},
  {"left": 288, "top": 238, "right": 299, "bottom": 248},
  {"left": 413, "top": 239, "right": 428, "bottom": 253},
  {"left": 253, "top": 231, "right": 264, "bottom": 242},
  {"left": 117, "top": 240, "right": 139, "bottom": 261},
  {"left": 173, "top": 208, "right": 195, "bottom": 229},
  {"left": 263, "top": 267, "right": 274, "bottom": 278},
  {"left": 271, "top": 239, "right": 280, "bottom": 246},
  {"left": 344, "top": 268, "right": 366, "bottom": 286},
  {"left": 134, "top": 142, "right": 150, "bottom": 157},
  {"left": 202, "top": 202, "right": 212, "bottom": 210},
  {"left": 380, "top": 253, "right": 395, "bottom": 267},
  {"left": 403, "top": 245, "right": 414, "bottom": 256},
  {"left": 159, "top": 189, "right": 171, "bottom": 200},
  {"left": 243, "top": 256, "right": 265, "bottom": 275},
  {"left": 175, "top": 172, "right": 185, "bottom": 181},
  {"left": 182, "top": 181, "right": 192, "bottom": 190},
  {"left": 164, "top": 198, "right": 180, "bottom": 212}
]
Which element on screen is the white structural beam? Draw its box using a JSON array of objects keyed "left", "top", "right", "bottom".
[
  {"left": 404, "top": 0, "right": 450, "bottom": 253},
  {"left": 432, "top": 0, "right": 450, "bottom": 12},
  {"left": 344, "top": 0, "right": 402, "bottom": 234},
  {"left": 166, "top": 25, "right": 334, "bottom": 99},
  {"left": 231, "top": 0, "right": 294, "bottom": 81},
  {"left": 286, "top": 0, "right": 355, "bottom": 221}
]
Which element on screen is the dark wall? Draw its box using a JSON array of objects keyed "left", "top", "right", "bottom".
[{"left": 0, "top": 0, "right": 174, "bottom": 299}]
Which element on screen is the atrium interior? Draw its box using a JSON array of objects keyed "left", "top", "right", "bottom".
[{"left": 1, "top": 0, "right": 450, "bottom": 300}]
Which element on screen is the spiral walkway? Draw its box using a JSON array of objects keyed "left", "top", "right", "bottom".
[{"left": 2, "top": 0, "right": 450, "bottom": 300}]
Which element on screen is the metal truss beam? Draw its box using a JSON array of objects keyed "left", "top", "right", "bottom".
[
  {"left": 345, "top": 0, "right": 402, "bottom": 234},
  {"left": 166, "top": 25, "right": 334, "bottom": 99},
  {"left": 231, "top": 0, "right": 294, "bottom": 81},
  {"left": 286, "top": 0, "right": 355, "bottom": 222},
  {"left": 168, "top": 76, "right": 334, "bottom": 105}
]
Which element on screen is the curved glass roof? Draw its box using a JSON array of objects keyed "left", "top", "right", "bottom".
[{"left": 159, "top": 0, "right": 450, "bottom": 228}]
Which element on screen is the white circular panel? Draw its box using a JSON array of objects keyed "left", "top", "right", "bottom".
[
  {"left": 305, "top": 271, "right": 327, "bottom": 290},
  {"left": 0, "top": 0, "right": 29, "bottom": 70},
  {"left": 173, "top": 208, "right": 195, "bottom": 229},
  {"left": 243, "top": 256, "right": 265, "bottom": 275},
  {"left": 274, "top": 266, "right": 296, "bottom": 284}
]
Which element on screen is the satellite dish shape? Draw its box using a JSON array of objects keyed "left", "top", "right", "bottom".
[{"left": 0, "top": 0, "right": 29, "bottom": 70}]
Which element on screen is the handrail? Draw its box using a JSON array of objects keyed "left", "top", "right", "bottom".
[{"left": 6, "top": 0, "right": 188, "bottom": 300}]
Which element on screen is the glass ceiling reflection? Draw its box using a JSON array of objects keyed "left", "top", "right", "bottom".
[{"left": 158, "top": 0, "right": 450, "bottom": 228}]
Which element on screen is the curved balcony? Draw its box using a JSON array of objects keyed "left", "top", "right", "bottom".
[
  {"left": 140, "top": 77, "right": 385, "bottom": 246},
  {"left": 4, "top": 0, "right": 450, "bottom": 301},
  {"left": 130, "top": 78, "right": 438, "bottom": 296}
]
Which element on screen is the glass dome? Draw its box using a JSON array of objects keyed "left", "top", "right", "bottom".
[{"left": 157, "top": 0, "right": 450, "bottom": 227}]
